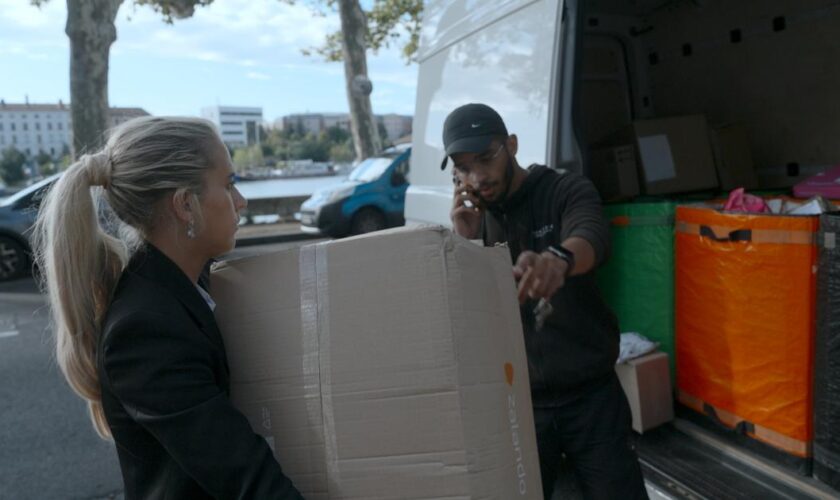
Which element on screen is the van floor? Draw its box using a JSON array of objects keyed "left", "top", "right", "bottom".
[{"left": 637, "top": 419, "right": 837, "bottom": 499}]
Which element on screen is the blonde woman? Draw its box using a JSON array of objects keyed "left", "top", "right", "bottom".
[{"left": 34, "top": 117, "right": 303, "bottom": 499}]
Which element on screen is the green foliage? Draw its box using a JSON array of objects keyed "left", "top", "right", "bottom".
[
  {"left": 262, "top": 126, "right": 354, "bottom": 165},
  {"left": 32, "top": 0, "right": 215, "bottom": 22},
  {"left": 59, "top": 154, "right": 73, "bottom": 170},
  {"left": 34, "top": 151, "right": 57, "bottom": 176},
  {"left": 0, "top": 148, "right": 27, "bottom": 185},
  {"left": 323, "top": 125, "right": 351, "bottom": 144},
  {"left": 35, "top": 150, "right": 53, "bottom": 166},
  {"left": 329, "top": 142, "right": 354, "bottom": 163},
  {"left": 231, "top": 145, "right": 265, "bottom": 173},
  {"left": 367, "top": 0, "right": 423, "bottom": 62},
  {"left": 39, "top": 162, "right": 59, "bottom": 176},
  {"left": 285, "top": 0, "right": 423, "bottom": 63},
  {"left": 133, "top": 0, "right": 215, "bottom": 22}
]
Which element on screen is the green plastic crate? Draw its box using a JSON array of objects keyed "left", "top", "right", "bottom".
[{"left": 597, "top": 202, "right": 676, "bottom": 379}]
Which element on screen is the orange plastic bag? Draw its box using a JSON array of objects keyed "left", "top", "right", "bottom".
[{"left": 675, "top": 205, "right": 817, "bottom": 457}]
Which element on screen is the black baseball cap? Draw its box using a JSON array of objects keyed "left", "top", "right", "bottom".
[{"left": 440, "top": 103, "right": 508, "bottom": 170}]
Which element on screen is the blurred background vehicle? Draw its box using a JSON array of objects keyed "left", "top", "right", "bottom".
[{"left": 298, "top": 145, "right": 410, "bottom": 237}]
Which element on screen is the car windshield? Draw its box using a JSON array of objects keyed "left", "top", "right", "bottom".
[
  {"left": 348, "top": 158, "right": 392, "bottom": 183},
  {"left": 0, "top": 174, "right": 61, "bottom": 208}
]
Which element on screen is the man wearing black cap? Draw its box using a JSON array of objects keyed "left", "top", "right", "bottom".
[{"left": 444, "top": 103, "right": 647, "bottom": 500}]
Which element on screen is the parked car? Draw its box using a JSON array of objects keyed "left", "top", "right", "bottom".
[
  {"left": 299, "top": 146, "right": 410, "bottom": 238},
  {"left": 0, "top": 174, "right": 60, "bottom": 281}
]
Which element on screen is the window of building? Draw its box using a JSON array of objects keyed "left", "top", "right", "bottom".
[
  {"left": 220, "top": 111, "right": 262, "bottom": 117},
  {"left": 57, "top": 123, "right": 62, "bottom": 130},
  {"left": 11, "top": 123, "right": 15, "bottom": 131},
  {"left": 0, "top": 123, "right": 3, "bottom": 131},
  {"left": 50, "top": 147, "right": 55, "bottom": 155},
  {"left": 35, "top": 123, "right": 40, "bottom": 131},
  {"left": 47, "top": 123, "right": 52, "bottom": 131},
  {"left": 12, "top": 135, "right": 16, "bottom": 144},
  {"left": 23, "top": 123, "right": 28, "bottom": 131},
  {"left": 37, "top": 135, "right": 42, "bottom": 144},
  {"left": 26, "top": 148, "right": 31, "bottom": 155}
]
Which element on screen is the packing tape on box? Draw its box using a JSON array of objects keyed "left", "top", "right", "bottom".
[
  {"left": 610, "top": 214, "right": 674, "bottom": 227},
  {"left": 299, "top": 242, "right": 339, "bottom": 493},
  {"left": 676, "top": 221, "right": 816, "bottom": 245},
  {"left": 678, "top": 390, "right": 811, "bottom": 457}
]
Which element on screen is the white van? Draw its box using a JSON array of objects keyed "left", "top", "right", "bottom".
[{"left": 406, "top": 0, "right": 839, "bottom": 498}]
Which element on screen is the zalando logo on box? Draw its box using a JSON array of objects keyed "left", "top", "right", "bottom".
[{"left": 505, "top": 362, "right": 528, "bottom": 496}]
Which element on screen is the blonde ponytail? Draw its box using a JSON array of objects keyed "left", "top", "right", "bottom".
[
  {"left": 33, "top": 116, "right": 219, "bottom": 439},
  {"left": 34, "top": 153, "right": 127, "bottom": 438}
]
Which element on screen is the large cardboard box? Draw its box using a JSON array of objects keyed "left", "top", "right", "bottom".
[
  {"left": 615, "top": 352, "right": 674, "bottom": 434},
  {"left": 211, "top": 227, "right": 543, "bottom": 499},
  {"left": 599, "top": 115, "right": 719, "bottom": 195},
  {"left": 589, "top": 144, "right": 641, "bottom": 201}
]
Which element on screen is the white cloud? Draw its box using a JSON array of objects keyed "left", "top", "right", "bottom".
[
  {"left": 0, "top": 0, "right": 64, "bottom": 29},
  {"left": 188, "top": 0, "right": 338, "bottom": 46},
  {"left": 111, "top": 0, "right": 340, "bottom": 70},
  {"left": 0, "top": 0, "right": 417, "bottom": 117},
  {"left": 0, "top": 41, "right": 52, "bottom": 60},
  {"left": 370, "top": 70, "right": 419, "bottom": 88}
]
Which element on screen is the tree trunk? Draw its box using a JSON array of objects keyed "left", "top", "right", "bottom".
[
  {"left": 65, "top": 0, "right": 123, "bottom": 158},
  {"left": 337, "top": 0, "right": 381, "bottom": 161}
]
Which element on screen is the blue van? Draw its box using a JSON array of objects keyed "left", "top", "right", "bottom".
[{"left": 299, "top": 145, "right": 410, "bottom": 237}]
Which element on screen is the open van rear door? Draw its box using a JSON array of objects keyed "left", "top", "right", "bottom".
[{"left": 406, "top": 0, "right": 568, "bottom": 227}]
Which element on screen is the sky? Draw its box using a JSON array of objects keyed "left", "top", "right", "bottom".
[{"left": 0, "top": 0, "right": 419, "bottom": 124}]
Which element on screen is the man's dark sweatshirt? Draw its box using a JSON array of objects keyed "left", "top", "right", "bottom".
[{"left": 482, "top": 164, "right": 620, "bottom": 407}]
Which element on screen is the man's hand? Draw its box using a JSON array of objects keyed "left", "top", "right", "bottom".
[
  {"left": 513, "top": 250, "right": 569, "bottom": 304},
  {"left": 450, "top": 182, "right": 483, "bottom": 239}
]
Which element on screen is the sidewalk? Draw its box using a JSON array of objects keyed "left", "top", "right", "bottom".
[{"left": 235, "top": 221, "right": 322, "bottom": 247}]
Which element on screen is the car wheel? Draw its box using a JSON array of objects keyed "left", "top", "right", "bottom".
[
  {"left": 0, "top": 236, "right": 27, "bottom": 281},
  {"left": 351, "top": 208, "right": 386, "bottom": 235}
]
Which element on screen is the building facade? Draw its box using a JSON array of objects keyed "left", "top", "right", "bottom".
[
  {"left": 379, "top": 113, "right": 413, "bottom": 143},
  {"left": 202, "top": 105, "right": 263, "bottom": 147},
  {"left": 109, "top": 107, "right": 150, "bottom": 129},
  {"left": 280, "top": 112, "right": 412, "bottom": 143},
  {"left": 0, "top": 100, "right": 150, "bottom": 158}
]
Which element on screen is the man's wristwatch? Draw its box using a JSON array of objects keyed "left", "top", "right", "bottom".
[{"left": 547, "top": 245, "right": 575, "bottom": 278}]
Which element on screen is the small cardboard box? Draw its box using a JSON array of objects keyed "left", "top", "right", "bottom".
[
  {"left": 599, "top": 115, "right": 719, "bottom": 195},
  {"left": 615, "top": 351, "right": 674, "bottom": 434},
  {"left": 589, "top": 144, "right": 641, "bottom": 201},
  {"left": 711, "top": 124, "right": 759, "bottom": 190},
  {"left": 211, "top": 226, "right": 543, "bottom": 499}
]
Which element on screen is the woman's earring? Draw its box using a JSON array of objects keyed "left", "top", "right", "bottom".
[{"left": 187, "top": 219, "right": 196, "bottom": 239}]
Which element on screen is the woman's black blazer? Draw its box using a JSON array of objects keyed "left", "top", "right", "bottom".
[{"left": 97, "top": 243, "right": 302, "bottom": 500}]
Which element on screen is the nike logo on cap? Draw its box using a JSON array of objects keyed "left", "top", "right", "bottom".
[{"left": 471, "top": 123, "right": 482, "bottom": 128}]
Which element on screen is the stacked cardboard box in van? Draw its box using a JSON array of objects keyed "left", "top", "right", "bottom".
[
  {"left": 590, "top": 115, "right": 719, "bottom": 199},
  {"left": 589, "top": 115, "right": 763, "bottom": 200},
  {"left": 210, "top": 227, "right": 543, "bottom": 499}
]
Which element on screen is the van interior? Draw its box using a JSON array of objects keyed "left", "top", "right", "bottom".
[
  {"left": 574, "top": 1, "right": 839, "bottom": 498},
  {"left": 578, "top": 0, "right": 837, "bottom": 192}
]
